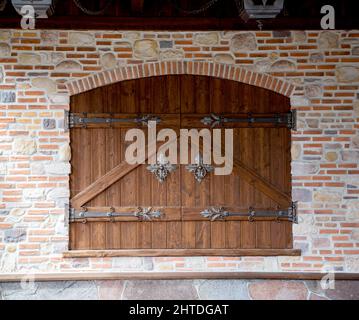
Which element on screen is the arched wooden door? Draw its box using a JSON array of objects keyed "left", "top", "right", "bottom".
[{"left": 68, "top": 75, "right": 298, "bottom": 256}]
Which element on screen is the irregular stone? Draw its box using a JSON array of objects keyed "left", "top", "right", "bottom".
[
  {"left": 24, "top": 189, "right": 44, "bottom": 200},
  {"left": 291, "top": 144, "right": 301, "bottom": 160},
  {"left": 0, "top": 43, "right": 11, "bottom": 57},
  {"left": 341, "top": 151, "right": 359, "bottom": 162},
  {"left": 133, "top": 39, "right": 159, "bottom": 59},
  {"left": 292, "top": 31, "right": 307, "bottom": 43},
  {"left": 0, "top": 162, "right": 6, "bottom": 174},
  {"left": 273, "top": 31, "right": 291, "bottom": 38},
  {"left": 13, "top": 138, "right": 37, "bottom": 155},
  {"left": 294, "top": 242, "right": 310, "bottom": 254},
  {"left": 313, "top": 237, "right": 330, "bottom": 248},
  {"left": 354, "top": 100, "right": 359, "bottom": 117},
  {"left": 309, "top": 52, "right": 324, "bottom": 63},
  {"left": 48, "top": 94, "right": 69, "bottom": 104},
  {"left": 143, "top": 257, "right": 154, "bottom": 271},
  {"left": 346, "top": 257, "right": 359, "bottom": 272},
  {"left": 346, "top": 200, "right": 359, "bottom": 221},
  {"left": 292, "top": 189, "right": 312, "bottom": 203},
  {"left": 159, "top": 40, "right": 173, "bottom": 49},
  {"left": 0, "top": 31, "right": 11, "bottom": 41},
  {"left": 0, "top": 210, "right": 10, "bottom": 215},
  {"left": 198, "top": 280, "right": 250, "bottom": 300},
  {"left": 123, "top": 280, "right": 198, "bottom": 300},
  {"left": 248, "top": 281, "right": 308, "bottom": 300},
  {"left": 231, "top": 33, "right": 257, "bottom": 51},
  {"left": 45, "top": 163, "right": 71, "bottom": 175},
  {"left": 9, "top": 208, "right": 25, "bottom": 217},
  {"left": 325, "top": 152, "right": 338, "bottom": 162},
  {"left": 56, "top": 60, "right": 82, "bottom": 72},
  {"left": 123, "top": 32, "right": 141, "bottom": 40},
  {"left": 306, "top": 119, "right": 319, "bottom": 128},
  {"left": 270, "top": 60, "right": 296, "bottom": 72},
  {"left": 336, "top": 66, "right": 359, "bottom": 83},
  {"left": 318, "top": 31, "right": 339, "bottom": 49},
  {"left": 313, "top": 190, "right": 342, "bottom": 202},
  {"left": 353, "top": 47, "right": 359, "bottom": 55},
  {"left": 213, "top": 54, "right": 235, "bottom": 64},
  {"left": 305, "top": 84, "right": 322, "bottom": 98},
  {"left": 292, "top": 162, "right": 319, "bottom": 175},
  {"left": 254, "top": 59, "right": 272, "bottom": 73},
  {"left": 0, "top": 91, "right": 16, "bottom": 103},
  {"left": 4, "top": 228, "right": 26, "bottom": 243},
  {"left": 1, "top": 281, "right": 98, "bottom": 300},
  {"left": 294, "top": 215, "right": 317, "bottom": 236},
  {"left": 325, "top": 281, "right": 359, "bottom": 300},
  {"left": 31, "top": 162, "right": 45, "bottom": 175},
  {"left": 194, "top": 32, "right": 219, "bottom": 46},
  {"left": 42, "top": 52, "right": 65, "bottom": 65},
  {"left": 100, "top": 52, "right": 117, "bottom": 70},
  {"left": 351, "top": 230, "right": 359, "bottom": 241},
  {"left": 113, "top": 257, "right": 142, "bottom": 269},
  {"left": 159, "top": 49, "right": 184, "bottom": 60},
  {"left": 325, "top": 143, "right": 342, "bottom": 150},
  {"left": 31, "top": 77, "right": 57, "bottom": 94},
  {"left": 352, "top": 136, "right": 359, "bottom": 149},
  {"left": 0, "top": 66, "right": 4, "bottom": 83},
  {"left": 47, "top": 188, "right": 70, "bottom": 200},
  {"left": 43, "top": 119, "right": 56, "bottom": 129},
  {"left": 68, "top": 32, "right": 95, "bottom": 46},
  {"left": 58, "top": 144, "right": 71, "bottom": 162},
  {"left": 290, "top": 97, "right": 310, "bottom": 107},
  {"left": 18, "top": 53, "right": 41, "bottom": 65},
  {"left": 40, "top": 30, "right": 59, "bottom": 45},
  {"left": 96, "top": 281, "right": 125, "bottom": 300}
]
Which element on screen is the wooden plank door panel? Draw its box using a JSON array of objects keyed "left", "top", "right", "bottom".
[{"left": 69, "top": 75, "right": 293, "bottom": 253}]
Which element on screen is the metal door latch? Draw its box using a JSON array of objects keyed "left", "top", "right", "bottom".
[
  {"left": 69, "top": 206, "right": 163, "bottom": 222},
  {"left": 201, "top": 202, "right": 298, "bottom": 223},
  {"left": 201, "top": 110, "right": 297, "bottom": 130}
]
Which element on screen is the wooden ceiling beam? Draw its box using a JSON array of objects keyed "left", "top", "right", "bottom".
[
  {"left": 130, "top": 0, "right": 145, "bottom": 15},
  {"left": 0, "top": 16, "right": 357, "bottom": 30}
]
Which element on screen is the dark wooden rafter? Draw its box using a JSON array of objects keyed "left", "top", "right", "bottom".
[
  {"left": 0, "top": 0, "right": 358, "bottom": 30},
  {"left": 130, "top": 0, "right": 145, "bottom": 15}
]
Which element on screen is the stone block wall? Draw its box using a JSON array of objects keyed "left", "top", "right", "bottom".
[{"left": 0, "top": 29, "right": 358, "bottom": 274}]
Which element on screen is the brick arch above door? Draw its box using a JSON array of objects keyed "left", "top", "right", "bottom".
[{"left": 64, "top": 61, "right": 299, "bottom": 98}]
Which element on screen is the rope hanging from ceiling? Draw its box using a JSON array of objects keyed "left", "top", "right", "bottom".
[{"left": 73, "top": 0, "right": 113, "bottom": 16}]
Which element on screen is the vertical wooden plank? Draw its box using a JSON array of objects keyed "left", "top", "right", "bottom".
[
  {"left": 137, "top": 222, "right": 152, "bottom": 249},
  {"left": 256, "top": 221, "right": 272, "bottom": 249},
  {"left": 240, "top": 221, "right": 256, "bottom": 249},
  {"left": 120, "top": 222, "right": 137, "bottom": 249},
  {"left": 210, "top": 222, "right": 226, "bottom": 248},
  {"left": 182, "top": 222, "right": 196, "bottom": 249},
  {"left": 151, "top": 222, "right": 167, "bottom": 249},
  {"left": 74, "top": 223, "right": 91, "bottom": 250},
  {"left": 226, "top": 221, "right": 241, "bottom": 249},
  {"left": 195, "top": 222, "right": 211, "bottom": 249},
  {"left": 167, "top": 222, "right": 182, "bottom": 249},
  {"left": 106, "top": 222, "right": 122, "bottom": 249},
  {"left": 90, "top": 222, "right": 106, "bottom": 250}
]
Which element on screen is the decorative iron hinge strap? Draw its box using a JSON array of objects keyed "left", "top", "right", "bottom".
[
  {"left": 201, "top": 202, "right": 298, "bottom": 223},
  {"left": 66, "top": 112, "right": 161, "bottom": 129},
  {"left": 70, "top": 207, "right": 162, "bottom": 222},
  {"left": 201, "top": 110, "right": 297, "bottom": 130}
]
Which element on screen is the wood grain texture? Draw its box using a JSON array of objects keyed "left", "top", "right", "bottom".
[{"left": 70, "top": 75, "right": 293, "bottom": 252}]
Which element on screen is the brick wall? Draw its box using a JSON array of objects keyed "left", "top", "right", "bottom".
[{"left": 0, "top": 29, "right": 358, "bottom": 274}]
